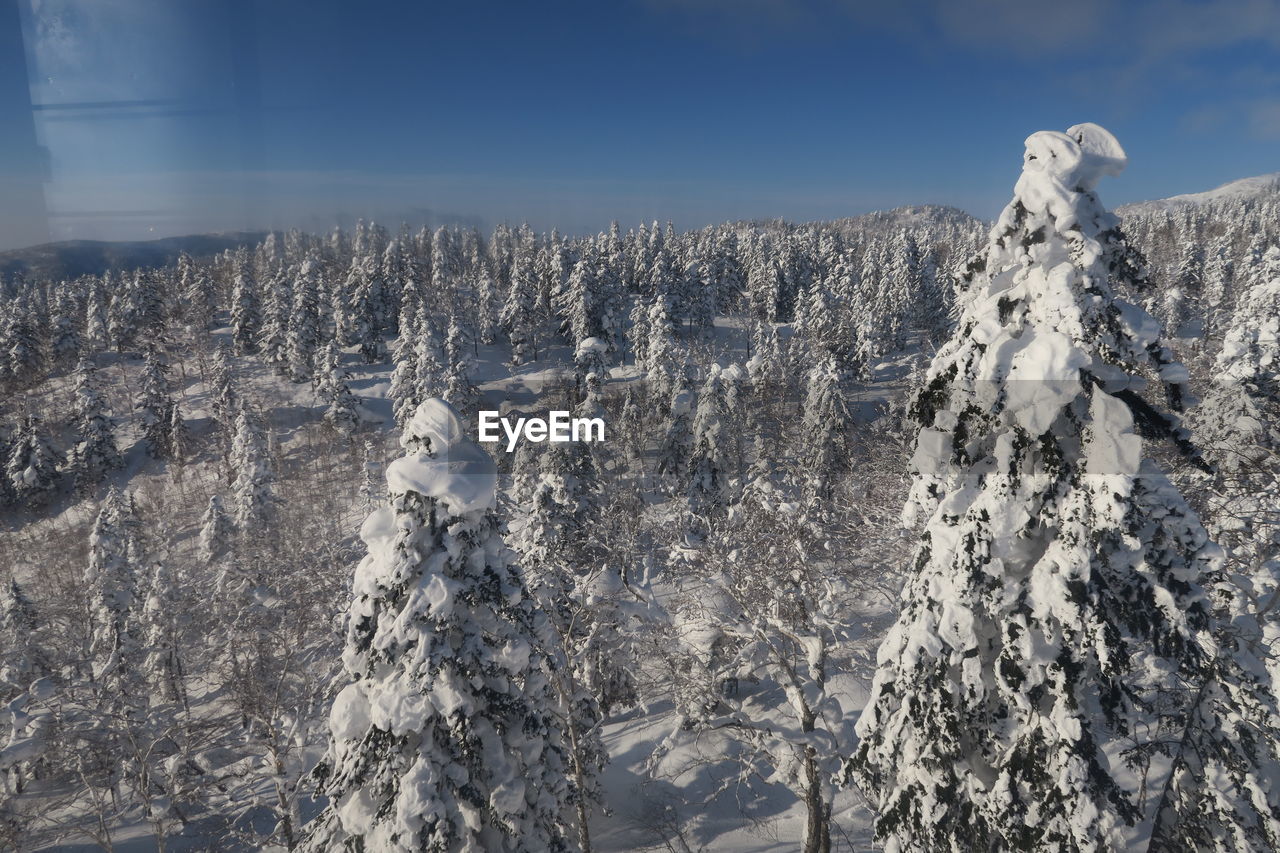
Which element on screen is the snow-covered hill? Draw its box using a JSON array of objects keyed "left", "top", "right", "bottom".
[
  {"left": 0, "top": 232, "right": 270, "bottom": 281},
  {"left": 1118, "top": 172, "right": 1280, "bottom": 215},
  {"left": 828, "top": 203, "right": 980, "bottom": 232}
]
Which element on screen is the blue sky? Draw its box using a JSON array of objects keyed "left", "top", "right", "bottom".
[{"left": 2, "top": 0, "right": 1279, "bottom": 249}]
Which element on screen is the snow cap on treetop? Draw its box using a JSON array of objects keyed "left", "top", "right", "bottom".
[
  {"left": 387, "top": 398, "right": 497, "bottom": 514},
  {"left": 402, "top": 397, "right": 468, "bottom": 455},
  {"left": 1023, "top": 122, "right": 1126, "bottom": 191}
]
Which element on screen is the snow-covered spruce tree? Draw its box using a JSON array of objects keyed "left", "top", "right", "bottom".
[
  {"left": 304, "top": 399, "right": 588, "bottom": 852},
  {"left": 1, "top": 428, "right": 17, "bottom": 506},
  {"left": 0, "top": 294, "right": 42, "bottom": 389},
  {"left": 389, "top": 339, "right": 420, "bottom": 430},
  {"left": 84, "top": 275, "right": 110, "bottom": 350},
  {"left": 686, "top": 366, "right": 731, "bottom": 520},
  {"left": 353, "top": 254, "right": 388, "bottom": 363},
  {"left": 85, "top": 487, "right": 144, "bottom": 694},
  {"left": 198, "top": 494, "right": 233, "bottom": 564},
  {"left": 627, "top": 296, "right": 652, "bottom": 368},
  {"left": 474, "top": 263, "right": 502, "bottom": 348},
  {"left": 799, "top": 354, "right": 853, "bottom": 506},
  {"left": 655, "top": 388, "right": 693, "bottom": 488},
  {"left": 140, "top": 561, "right": 185, "bottom": 704},
  {"left": 260, "top": 266, "right": 293, "bottom": 376},
  {"left": 563, "top": 254, "right": 602, "bottom": 346},
  {"left": 1157, "top": 282, "right": 1191, "bottom": 341},
  {"left": 181, "top": 262, "right": 216, "bottom": 332},
  {"left": 444, "top": 313, "right": 474, "bottom": 382},
  {"left": 67, "top": 357, "right": 121, "bottom": 494},
  {"left": 167, "top": 398, "right": 190, "bottom": 470},
  {"left": 382, "top": 238, "right": 405, "bottom": 334},
  {"left": 849, "top": 124, "right": 1280, "bottom": 851},
  {"left": 442, "top": 358, "right": 479, "bottom": 417},
  {"left": 105, "top": 272, "right": 137, "bottom": 353},
  {"left": 287, "top": 258, "right": 324, "bottom": 382},
  {"left": 130, "top": 270, "right": 165, "bottom": 341},
  {"left": 573, "top": 337, "right": 608, "bottom": 405},
  {"left": 49, "top": 287, "right": 83, "bottom": 368},
  {"left": 315, "top": 340, "right": 360, "bottom": 436},
  {"left": 229, "top": 406, "right": 280, "bottom": 536},
  {"left": 412, "top": 307, "right": 447, "bottom": 408},
  {"left": 359, "top": 439, "right": 383, "bottom": 511},
  {"left": 0, "top": 578, "right": 47, "bottom": 700},
  {"left": 138, "top": 346, "right": 177, "bottom": 459},
  {"left": 1175, "top": 238, "right": 1205, "bottom": 305},
  {"left": 502, "top": 240, "right": 541, "bottom": 365},
  {"left": 1200, "top": 235, "right": 1234, "bottom": 341},
  {"left": 644, "top": 294, "right": 679, "bottom": 404},
  {"left": 442, "top": 314, "right": 480, "bottom": 415},
  {"left": 231, "top": 252, "right": 262, "bottom": 355},
  {"left": 6, "top": 415, "right": 62, "bottom": 508}
]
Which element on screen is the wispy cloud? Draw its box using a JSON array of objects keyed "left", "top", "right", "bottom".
[
  {"left": 1248, "top": 99, "right": 1280, "bottom": 139},
  {"left": 639, "top": 0, "right": 1280, "bottom": 72}
]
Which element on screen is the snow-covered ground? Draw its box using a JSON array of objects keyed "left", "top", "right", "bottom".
[{"left": 8, "top": 311, "right": 908, "bottom": 852}]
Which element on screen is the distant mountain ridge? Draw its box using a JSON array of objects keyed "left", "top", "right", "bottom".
[
  {"left": 3, "top": 172, "right": 1277, "bottom": 282},
  {"left": 1117, "top": 172, "right": 1280, "bottom": 216},
  {"left": 0, "top": 232, "right": 270, "bottom": 281}
]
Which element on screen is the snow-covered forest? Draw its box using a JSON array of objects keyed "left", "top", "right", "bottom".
[{"left": 1, "top": 123, "right": 1279, "bottom": 851}]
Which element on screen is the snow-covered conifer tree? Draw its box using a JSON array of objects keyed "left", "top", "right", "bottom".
[
  {"left": 1176, "top": 237, "right": 1205, "bottom": 301},
  {"left": 474, "top": 261, "right": 502, "bottom": 347},
  {"left": 210, "top": 341, "right": 239, "bottom": 434},
  {"left": 138, "top": 347, "right": 178, "bottom": 459},
  {"left": 627, "top": 297, "right": 652, "bottom": 368},
  {"left": 746, "top": 237, "right": 783, "bottom": 323},
  {"left": 230, "top": 407, "right": 279, "bottom": 535},
  {"left": 67, "top": 357, "right": 120, "bottom": 493},
  {"left": 0, "top": 578, "right": 47, "bottom": 698},
  {"left": 686, "top": 367, "right": 730, "bottom": 518},
  {"left": 799, "top": 354, "right": 852, "bottom": 505},
  {"left": 166, "top": 396, "right": 189, "bottom": 469},
  {"left": 49, "top": 288, "right": 82, "bottom": 368},
  {"left": 182, "top": 262, "right": 216, "bottom": 332},
  {"left": 315, "top": 341, "right": 360, "bottom": 436},
  {"left": 501, "top": 245, "right": 541, "bottom": 365},
  {"left": 656, "top": 388, "right": 693, "bottom": 487},
  {"left": 440, "top": 313, "right": 479, "bottom": 414},
  {"left": 259, "top": 267, "right": 293, "bottom": 375},
  {"left": 140, "top": 561, "right": 185, "bottom": 703},
  {"left": 850, "top": 124, "right": 1280, "bottom": 851},
  {"left": 304, "top": 399, "right": 585, "bottom": 851},
  {"left": 562, "top": 253, "right": 602, "bottom": 346},
  {"left": 198, "top": 494, "right": 233, "bottom": 564},
  {"left": 230, "top": 252, "right": 262, "bottom": 355},
  {"left": 645, "top": 295, "right": 678, "bottom": 403},
  {"left": 86, "top": 488, "right": 143, "bottom": 693},
  {"left": 1, "top": 295, "right": 43, "bottom": 387},
  {"left": 359, "top": 440, "right": 383, "bottom": 511},
  {"left": 411, "top": 309, "right": 447, "bottom": 406},
  {"left": 389, "top": 331, "right": 420, "bottom": 429},
  {"left": 286, "top": 259, "right": 323, "bottom": 382},
  {"left": 83, "top": 275, "right": 110, "bottom": 350},
  {"left": 6, "top": 415, "right": 62, "bottom": 507},
  {"left": 353, "top": 254, "right": 388, "bottom": 363}
]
